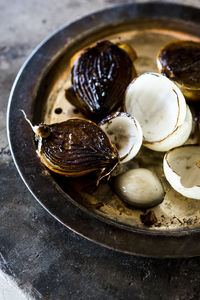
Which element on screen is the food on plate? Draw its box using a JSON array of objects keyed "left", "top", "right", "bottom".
[
  {"left": 124, "top": 72, "right": 192, "bottom": 151},
  {"left": 99, "top": 112, "right": 143, "bottom": 163},
  {"left": 140, "top": 211, "right": 157, "bottom": 226},
  {"left": 157, "top": 41, "right": 200, "bottom": 101},
  {"left": 66, "top": 40, "right": 136, "bottom": 120},
  {"left": 22, "top": 111, "right": 119, "bottom": 181},
  {"left": 25, "top": 37, "right": 200, "bottom": 210},
  {"left": 163, "top": 145, "right": 200, "bottom": 200},
  {"left": 114, "top": 168, "right": 165, "bottom": 208}
]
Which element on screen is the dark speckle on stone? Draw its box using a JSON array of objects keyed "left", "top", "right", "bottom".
[
  {"left": 0, "top": 44, "right": 29, "bottom": 60},
  {"left": 0, "top": 145, "right": 11, "bottom": 156}
]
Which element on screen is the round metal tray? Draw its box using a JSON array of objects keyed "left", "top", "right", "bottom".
[{"left": 7, "top": 1, "right": 200, "bottom": 257}]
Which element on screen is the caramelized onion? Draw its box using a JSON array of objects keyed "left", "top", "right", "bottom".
[
  {"left": 157, "top": 41, "right": 200, "bottom": 101},
  {"left": 38, "top": 118, "right": 119, "bottom": 179},
  {"left": 68, "top": 40, "right": 136, "bottom": 120}
]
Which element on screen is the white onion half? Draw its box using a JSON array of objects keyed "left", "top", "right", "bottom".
[
  {"left": 125, "top": 73, "right": 187, "bottom": 151},
  {"left": 145, "top": 105, "right": 192, "bottom": 151},
  {"left": 163, "top": 145, "right": 200, "bottom": 199},
  {"left": 100, "top": 112, "right": 143, "bottom": 163}
]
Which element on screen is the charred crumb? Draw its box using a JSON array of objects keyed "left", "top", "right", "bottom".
[
  {"left": 183, "top": 218, "right": 193, "bottom": 225},
  {"left": 140, "top": 211, "right": 157, "bottom": 226},
  {"left": 183, "top": 216, "right": 198, "bottom": 225},
  {"left": 172, "top": 216, "right": 183, "bottom": 225}
]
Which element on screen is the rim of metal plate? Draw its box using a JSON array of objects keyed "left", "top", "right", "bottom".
[{"left": 7, "top": 1, "right": 200, "bottom": 257}]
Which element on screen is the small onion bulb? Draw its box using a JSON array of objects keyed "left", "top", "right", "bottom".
[
  {"left": 114, "top": 168, "right": 165, "bottom": 208},
  {"left": 100, "top": 112, "right": 143, "bottom": 163}
]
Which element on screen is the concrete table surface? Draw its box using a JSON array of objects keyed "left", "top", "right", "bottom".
[{"left": 1, "top": 0, "right": 200, "bottom": 299}]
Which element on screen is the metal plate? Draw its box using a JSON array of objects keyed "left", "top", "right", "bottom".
[{"left": 7, "top": 2, "right": 200, "bottom": 257}]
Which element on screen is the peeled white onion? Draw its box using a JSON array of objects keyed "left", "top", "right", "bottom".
[
  {"left": 100, "top": 112, "right": 143, "bottom": 163},
  {"left": 163, "top": 145, "right": 200, "bottom": 199},
  {"left": 125, "top": 73, "right": 189, "bottom": 152},
  {"left": 114, "top": 168, "right": 165, "bottom": 208}
]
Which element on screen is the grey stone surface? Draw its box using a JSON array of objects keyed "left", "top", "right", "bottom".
[{"left": 1, "top": 0, "right": 200, "bottom": 299}]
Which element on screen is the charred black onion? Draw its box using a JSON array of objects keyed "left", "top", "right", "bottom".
[
  {"left": 157, "top": 41, "right": 200, "bottom": 101},
  {"left": 36, "top": 118, "right": 119, "bottom": 180},
  {"left": 67, "top": 40, "right": 136, "bottom": 120}
]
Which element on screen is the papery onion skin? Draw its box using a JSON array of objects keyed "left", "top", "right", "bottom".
[
  {"left": 71, "top": 40, "right": 136, "bottom": 120},
  {"left": 157, "top": 41, "right": 200, "bottom": 101},
  {"left": 39, "top": 118, "right": 119, "bottom": 178}
]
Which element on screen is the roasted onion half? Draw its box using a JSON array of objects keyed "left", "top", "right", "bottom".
[
  {"left": 157, "top": 41, "right": 200, "bottom": 101},
  {"left": 164, "top": 145, "right": 200, "bottom": 199},
  {"left": 66, "top": 40, "right": 136, "bottom": 120},
  {"left": 124, "top": 73, "right": 191, "bottom": 151},
  {"left": 99, "top": 112, "right": 143, "bottom": 163},
  {"left": 23, "top": 111, "right": 119, "bottom": 181}
]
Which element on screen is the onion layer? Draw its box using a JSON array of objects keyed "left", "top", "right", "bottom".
[
  {"left": 125, "top": 73, "right": 188, "bottom": 151},
  {"left": 164, "top": 145, "right": 200, "bottom": 199},
  {"left": 100, "top": 112, "right": 143, "bottom": 163}
]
